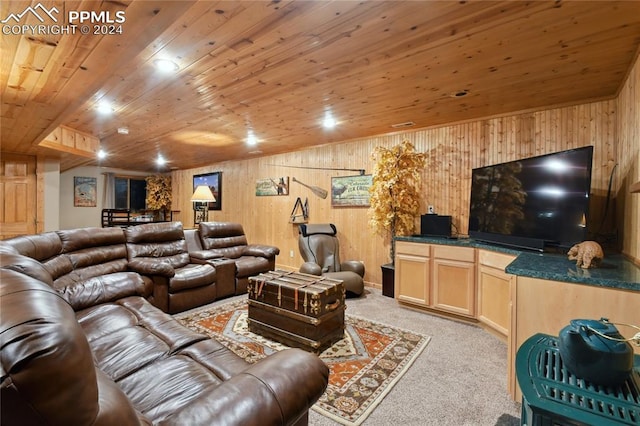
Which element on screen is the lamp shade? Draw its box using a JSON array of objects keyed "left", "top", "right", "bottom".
[{"left": 191, "top": 185, "right": 216, "bottom": 202}]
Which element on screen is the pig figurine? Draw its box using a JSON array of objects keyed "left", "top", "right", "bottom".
[{"left": 567, "top": 241, "right": 604, "bottom": 269}]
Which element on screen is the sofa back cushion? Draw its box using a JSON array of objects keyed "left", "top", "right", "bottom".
[
  {"left": 0, "top": 228, "right": 131, "bottom": 285},
  {"left": 0, "top": 228, "right": 151, "bottom": 311},
  {"left": 54, "top": 227, "right": 129, "bottom": 288},
  {"left": 125, "top": 221, "right": 190, "bottom": 268},
  {"left": 0, "top": 231, "right": 62, "bottom": 265},
  {"left": 198, "top": 222, "right": 248, "bottom": 258}
]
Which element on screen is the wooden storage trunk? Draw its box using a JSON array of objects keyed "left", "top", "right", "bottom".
[{"left": 247, "top": 270, "right": 345, "bottom": 353}]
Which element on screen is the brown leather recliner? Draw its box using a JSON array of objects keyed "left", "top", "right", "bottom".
[
  {"left": 190, "top": 222, "right": 280, "bottom": 295},
  {"left": 125, "top": 221, "right": 234, "bottom": 314},
  {"left": 298, "top": 224, "right": 365, "bottom": 297}
]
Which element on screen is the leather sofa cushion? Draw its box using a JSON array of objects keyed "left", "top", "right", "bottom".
[
  {"left": 126, "top": 241, "right": 191, "bottom": 269},
  {"left": 125, "top": 222, "right": 191, "bottom": 269},
  {"left": 125, "top": 221, "right": 185, "bottom": 244},
  {"left": 168, "top": 263, "right": 217, "bottom": 292},
  {"left": 198, "top": 222, "right": 250, "bottom": 256},
  {"left": 75, "top": 296, "right": 251, "bottom": 424},
  {"left": 0, "top": 232, "right": 62, "bottom": 261},
  {"left": 54, "top": 256, "right": 129, "bottom": 288},
  {"left": 56, "top": 271, "right": 152, "bottom": 311},
  {"left": 57, "top": 227, "right": 126, "bottom": 253},
  {"left": 235, "top": 256, "right": 272, "bottom": 278}
]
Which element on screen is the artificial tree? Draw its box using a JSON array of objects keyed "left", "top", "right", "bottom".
[
  {"left": 145, "top": 175, "right": 172, "bottom": 220},
  {"left": 368, "top": 140, "right": 426, "bottom": 264}
]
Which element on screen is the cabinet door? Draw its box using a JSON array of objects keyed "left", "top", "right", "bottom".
[
  {"left": 477, "top": 250, "right": 515, "bottom": 336},
  {"left": 477, "top": 264, "right": 512, "bottom": 336},
  {"left": 395, "top": 252, "right": 430, "bottom": 306},
  {"left": 432, "top": 257, "right": 475, "bottom": 316}
]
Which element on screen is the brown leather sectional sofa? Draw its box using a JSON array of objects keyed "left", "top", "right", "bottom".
[
  {"left": 0, "top": 221, "right": 279, "bottom": 314},
  {"left": 0, "top": 223, "right": 328, "bottom": 425}
]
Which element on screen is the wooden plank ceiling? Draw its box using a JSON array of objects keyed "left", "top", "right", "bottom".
[{"left": 2, "top": 0, "right": 640, "bottom": 172}]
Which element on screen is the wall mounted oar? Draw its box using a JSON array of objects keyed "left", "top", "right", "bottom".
[
  {"left": 268, "top": 164, "right": 366, "bottom": 175},
  {"left": 292, "top": 177, "right": 328, "bottom": 199}
]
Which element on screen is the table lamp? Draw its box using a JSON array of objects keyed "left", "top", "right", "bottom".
[{"left": 191, "top": 185, "right": 216, "bottom": 222}]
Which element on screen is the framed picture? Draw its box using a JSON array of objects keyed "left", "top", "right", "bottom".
[
  {"left": 193, "top": 172, "right": 222, "bottom": 211},
  {"left": 256, "top": 177, "right": 289, "bottom": 196},
  {"left": 74, "top": 176, "right": 97, "bottom": 207},
  {"left": 331, "top": 174, "right": 373, "bottom": 207}
]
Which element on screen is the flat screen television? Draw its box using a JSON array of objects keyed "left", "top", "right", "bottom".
[{"left": 468, "top": 146, "right": 594, "bottom": 252}]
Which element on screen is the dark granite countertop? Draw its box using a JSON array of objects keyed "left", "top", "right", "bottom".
[{"left": 395, "top": 235, "right": 640, "bottom": 291}]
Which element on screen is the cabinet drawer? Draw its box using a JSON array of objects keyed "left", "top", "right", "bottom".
[
  {"left": 478, "top": 250, "right": 516, "bottom": 270},
  {"left": 395, "top": 241, "right": 430, "bottom": 257},
  {"left": 432, "top": 245, "right": 474, "bottom": 262}
]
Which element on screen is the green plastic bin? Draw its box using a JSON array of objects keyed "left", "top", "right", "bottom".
[{"left": 516, "top": 333, "right": 640, "bottom": 426}]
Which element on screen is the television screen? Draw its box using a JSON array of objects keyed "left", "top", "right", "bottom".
[{"left": 468, "top": 146, "right": 594, "bottom": 251}]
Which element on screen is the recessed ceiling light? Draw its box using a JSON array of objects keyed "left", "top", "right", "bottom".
[
  {"left": 97, "top": 149, "right": 107, "bottom": 159},
  {"left": 117, "top": 127, "right": 129, "bottom": 135},
  {"left": 156, "top": 155, "right": 166, "bottom": 166},
  {"left": 153, "top": 58, "right": 179, "bottom": 73},
  {"left": 322, "top": 112, "right": 337, "bottom": 129},
  {"left": 246, "top": 130, "right": 258, "bottom": 146},
  {"left": 96, "top": 101, "right": 114, "bottom": 115}
]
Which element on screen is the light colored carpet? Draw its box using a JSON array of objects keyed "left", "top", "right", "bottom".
[{"left": 307, "top": 287, "right": 521, "bottom": 426}]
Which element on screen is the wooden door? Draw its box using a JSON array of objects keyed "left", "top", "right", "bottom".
[{"left": 0, "top": 154, "right": 37, "bottom": 239}]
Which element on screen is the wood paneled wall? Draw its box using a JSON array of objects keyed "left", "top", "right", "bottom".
[
  {"left": 172, "top": 80, "right": 637, "bottom": 285},
  {"left": 617, "top": 53, "right": 640, "bottom": 262}
]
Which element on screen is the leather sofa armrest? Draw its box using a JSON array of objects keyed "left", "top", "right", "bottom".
[
  {"left": 189, "top": 250, "right": 223, "bottom": 263},
  {"left": 127, "top": 259, "right": 175, "bottom": 278},
  {"left": 341, "top": 260, "right": 365, "bottom": 277},
  {"left": 243, "top": 244, "right": 280, "bottom": 258},
  {"left": 159, "top": 349, "right": 328, "bottom": 426},
  {"left": 300, "top": 262, "right": 322, "bottom": 276}
]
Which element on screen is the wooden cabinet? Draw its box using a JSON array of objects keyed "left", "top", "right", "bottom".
[
  {"left": 395, "top": 241, "right": 475, "bottom": 317},
  {"left": 395, "top": 238, "right": 640, "bottom": 403},
  {"left": 477, "top": 250, "right": 516, "bottom": 337},
  {"left": 432, "top": 245, "right": 476, "bottom": 317},
  {"left": 395, "top": 242, "right": 430, "bottom": 306}
]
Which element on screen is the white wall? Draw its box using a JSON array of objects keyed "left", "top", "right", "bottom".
[
  {"left": 42, "top": 159, "right": 60, "bottom": 231},
  {"left": 59, "top": 166, "right": 150, "bottom": 230}
]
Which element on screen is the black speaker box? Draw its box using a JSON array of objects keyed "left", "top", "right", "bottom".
[{"left": 420, "top": 214, "right": 452, "bottom": 237}]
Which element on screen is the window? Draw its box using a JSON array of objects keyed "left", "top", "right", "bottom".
[{"left": 114, "top": 177, "right": 146, "bottom": 212}]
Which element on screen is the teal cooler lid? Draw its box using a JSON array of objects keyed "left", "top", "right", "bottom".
[{"left": 517, "top": 334, "right": 640, "bottom": 425}]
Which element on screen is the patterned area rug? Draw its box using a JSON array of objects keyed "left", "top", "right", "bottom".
[{"left": 176, "top": 299, "right": 431, "bottom": 425}]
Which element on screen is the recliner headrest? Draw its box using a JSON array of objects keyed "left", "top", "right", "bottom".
[{"left": 299, "top": 224, "right": 337, "bottom": 237}]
